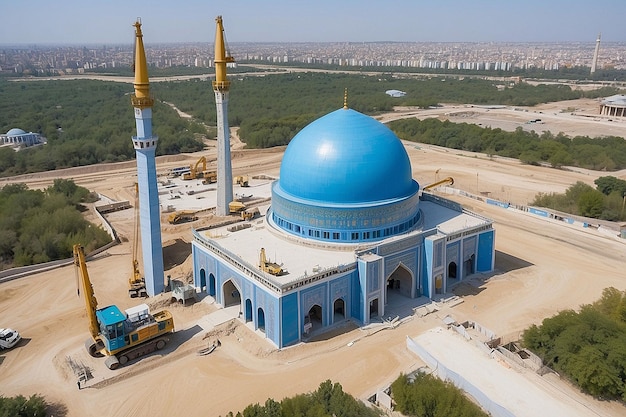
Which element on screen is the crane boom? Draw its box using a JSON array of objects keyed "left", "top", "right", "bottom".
[
  {"left": 213, "top": 15, "right": 235, "bottom": 92},
  {"left": 73, "top": 244, "right": 100, "bottom": 340}
]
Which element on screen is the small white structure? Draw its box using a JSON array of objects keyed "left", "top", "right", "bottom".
[
  {"left": 1, "top": 128, "right": 46, "bottom": 151},
  {"left": 385, "top": 89, "right": 406, "bottom": 98}
]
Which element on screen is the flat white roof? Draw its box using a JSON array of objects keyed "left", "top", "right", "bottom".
[{"left": 196, "top": 196, "right": 490, "bottom": 288}]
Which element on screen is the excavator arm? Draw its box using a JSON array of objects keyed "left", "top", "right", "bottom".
[{"left": 73, "top": 244, "right": 100, "bottom": 340}]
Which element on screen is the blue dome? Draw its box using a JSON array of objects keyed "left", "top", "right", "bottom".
[
  {"left": 279, "top": 108, "right": 415, "bottom": 204},
  {"left": 7, "top": 128, "right": 26, "bottom": 136}
]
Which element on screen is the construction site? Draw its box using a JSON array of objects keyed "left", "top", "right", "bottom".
[{"left": 1, "top": 14, "right": 626, "bottom": 417}]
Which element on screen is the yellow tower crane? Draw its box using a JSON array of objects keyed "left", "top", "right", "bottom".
[{"left": 129, "top": 183, "right": 147, "bottom": 298}]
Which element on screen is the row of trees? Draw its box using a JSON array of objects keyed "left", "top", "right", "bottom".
[
  {"left": 389, "top": 118, "right": 626, "bottom": 171},
  {"left": 532, "top": 176, "right": 626, "bottom": 221},
  {"left": 0, "top": 179, "right": 112, "bottom": 268},
  {"left": 223, "top": 380, "right": 381, "bottom": 417},
  {"left": 225, "top": 376, "right": 490, "bottom": 417},
  {"left": 523, "top": 287, "right": 626, "bottom": 400}
]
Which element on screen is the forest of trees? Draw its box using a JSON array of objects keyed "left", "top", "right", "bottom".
[
  {"left": 391, "top": 372, "right": 488, "bottom": 417},
  {"left": 531, "top": 176, "right": 626, "bottom": 221},
  {"left": 1, "top": 73, "right": 622, "bottom": 177},
  {"left": 0, "top": 179, "right": 112, "bottom": 268},
  {"left": 522, "top": 287, "right": 626, "bottom": 401},
  {"left": 0, "top": 79, "right": 205, "bottom": 176},
  {"left": 389, "top": 118, "right": 626, "bottom": 171}
]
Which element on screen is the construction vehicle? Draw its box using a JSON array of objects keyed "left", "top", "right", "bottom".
[
  {"left": 129, "top": 183, "right": 146, "bottom": 298},
  {"left": 74, "top": 244, "right": 175, "bottom": 370},
  {"left": 234, "top": 175, "right": 249, "bottom": 187},
  {"left": 201, "top": 171, "right": 217, "bottom": 184},
  {"left": 168, "top": 211, "right": 198, "bottom": 224},
  {"left": 259, "top": 247, "right": 284, "bottom": 276},
  {"left": 229, "top": 201, "right": 246, "bottom": 214},
  {"left": 423, "top": 177, "right": 454, "bottom": 191},
  {"left": 241, "top": 207, "right": 260, "bottom": 221},
  {"left": 182, "top": 156, "right": 207, "bottom": 180},
  {"left": 0, "top": 328, "right": 21, "bottom": 350}
]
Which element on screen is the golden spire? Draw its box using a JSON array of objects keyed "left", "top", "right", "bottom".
[
  {"left": 131, "top": 19, "right": 153, "bottom": 108},
  {"left": 343, "top": 88, "right": 348, "bottom": 109},
  {"left": 213, "top": 15, "right": 235, "bottom": 92}
]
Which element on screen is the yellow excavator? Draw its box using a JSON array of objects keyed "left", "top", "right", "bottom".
[
  {"left": 129, "top": 183, "right": 146, "bottom": 298},
  {"left": 182, "top": 156, "right": 207, "bottom": 180},
  {"left": 74, "top": 244, "right": 174, "bottom": 370},
  {"left": 423, "top": 177, "right": 454, "bottom": 191}
]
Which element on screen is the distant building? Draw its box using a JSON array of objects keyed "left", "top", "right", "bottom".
[
  {"left": 0, "top": 128, "right": 46, "bottom": 151},
  {"left": 600, "top": 95, "right": 626, "bottom": 118},
  {"left": 386, "top": 89, "right": 406, "bottom": 98}
]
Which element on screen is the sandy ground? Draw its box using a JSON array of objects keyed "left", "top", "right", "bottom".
[{"left": 1, "top": 100, "right": 626, "bottom": 417}]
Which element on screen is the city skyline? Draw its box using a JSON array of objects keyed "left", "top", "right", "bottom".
[{"left": 2, "top": 0, "right": 625, "bottom": 45}]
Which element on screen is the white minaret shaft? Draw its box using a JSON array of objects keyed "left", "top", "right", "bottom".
[
  {"left": 591, "top": 33, "right": 601, "bottom": 75},
  {"left": 213, "top": 16, "right": 235, "bottom": 216}
]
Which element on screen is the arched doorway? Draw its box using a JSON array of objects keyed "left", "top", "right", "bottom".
[
  {"left": 257, "top": 308, "right": 265, "bottom": 332},
  {"left": 304, "top": 304, "right": 323, "bottom": 335},
  {"left": 369, "top": 298, "right": 379, "bottom": 320},
  {"left": 333, "top": 298, "right": 345, "bottom": 323},
  {"left": 386, "top": 264, "right": 414, "bottom": 303},
  {"left": 448, "top": 262, "right": 457, "bottom": 279},
  {"left": 222, "top": 279, "right": 241, "bottom": 307},
  {"left": 199, "top": 269, "right": 207, "bottom": 292},
  {"left": 208, "top": 273, "right": 216, "bottom": 297},
  {"left": 245, "top": 299, "right": 253, "bottom": 322}
]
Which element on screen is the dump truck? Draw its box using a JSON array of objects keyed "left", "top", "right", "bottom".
[
  {"left": 201, "top": 171, "right": 217, "bottom": 184},
  {"left": 241, "top": 207, "right": 260, "bottom": 221},
  {"left": 168, "top": 211, "right": 198, "bottom": 224},
  {"left": 229, "top": 201, "right": 246, "bottom": 214},
  {"left": 234, "top": 175, "right": 249, "bottom": 187},
  {"left": 74, "top": 244, "right": 175, "bottom": 370}
]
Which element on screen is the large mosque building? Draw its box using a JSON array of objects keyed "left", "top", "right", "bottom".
[{"left": 191, "top": 104, "right": 495, "bottom": 348}]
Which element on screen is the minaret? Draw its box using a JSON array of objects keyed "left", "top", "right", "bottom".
[
  {"left": 213, "top": 16, "right": 235, "bottom": 216},
  {"left": 591, "top": 33, "right": 601, "bottom": 75},
  {"left": 130, "top": 20, "right": 164, "bottom": 296}
]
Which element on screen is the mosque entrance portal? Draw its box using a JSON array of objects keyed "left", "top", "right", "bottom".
[
  {"left": 386, "top": 264, "right": 413, "bottom": 301},
  {"left": 304, "top": 304, "right": 323, "bottom": 335},
  {"left": 222, "top": 279, "right": 241, "bottom": 307}
]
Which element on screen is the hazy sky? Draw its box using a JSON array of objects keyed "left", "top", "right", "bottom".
[{"left": 1, "top": 0, "right": 624, "bottom": 45}]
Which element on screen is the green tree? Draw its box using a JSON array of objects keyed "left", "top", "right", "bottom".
[{"left": 0, "top": 394, "right": 47, "bottom": 417}]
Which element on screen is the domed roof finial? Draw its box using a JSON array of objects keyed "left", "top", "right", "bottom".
[{"left": 343, "top": 88, "right": 348, "bottom": 109}]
